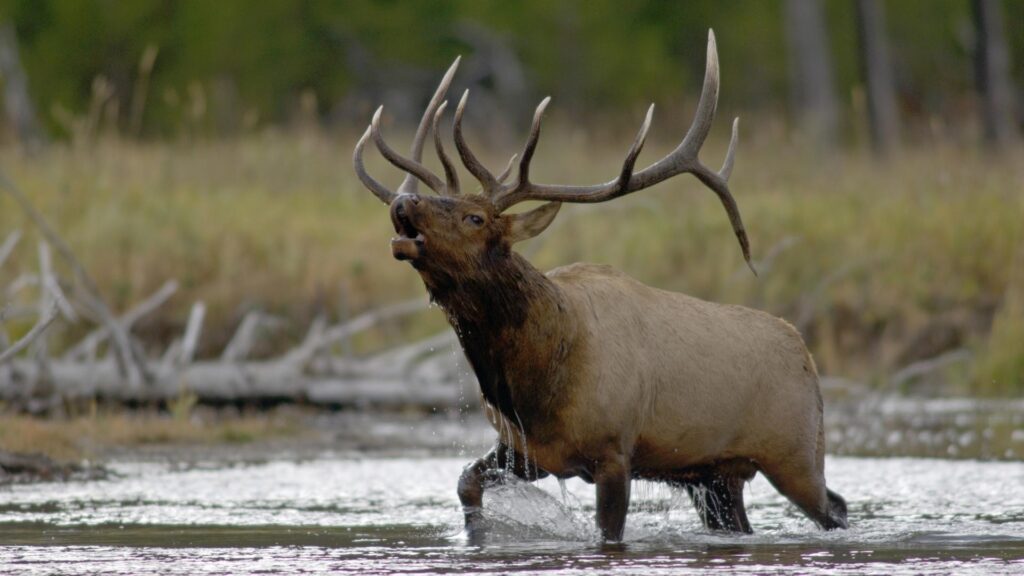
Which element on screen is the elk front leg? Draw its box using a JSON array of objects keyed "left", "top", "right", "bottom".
[
  {"left": 594, "top": 455, "right": 631, "bottom": 542},
  {"left": 457, "top": 442, "right": 546, "bottom": 542}
]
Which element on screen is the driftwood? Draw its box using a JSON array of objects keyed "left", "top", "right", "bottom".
[
  {"left": 0, "top": 175, "right": 469, "bottom": 411},
  {"left": 0, "top": 172, "right": 143, "bottom": 384},
  {"left": 220, "top": 310, "right": 283, "bottom": 362},
  {"left": 0, "top": 285, "right": 469, "bottom": 408},
  {"left": 0, "top": 230, "right": 21, "bottom": 269},
  {"left": 0, "top": 330, "right": 469, "bottom": 408},
  {"left": 63, "top": 280, "right": 178, "bottom": 361},
  {"left": 0, "top": 303, "right": 57, "bottom": 365},
  {"left": 0, "top": 258, "right": 467, "bottom": 408}
]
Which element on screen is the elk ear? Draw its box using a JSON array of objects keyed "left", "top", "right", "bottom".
[{"left": 506, "top": 202, "right": 561, "bottom": 244}]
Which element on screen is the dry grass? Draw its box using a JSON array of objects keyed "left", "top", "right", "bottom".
[
  {"left": 0, "top": 121, "right": 1021, "bottom": 393},
  {"left": 0, "top": 403, "right": 302, "bottom": 462}
]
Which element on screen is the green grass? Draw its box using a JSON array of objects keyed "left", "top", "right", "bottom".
[{"left": 0, "top": 124, "right": 1021, "bottom": 393}]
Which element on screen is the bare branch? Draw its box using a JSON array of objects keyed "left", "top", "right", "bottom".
[
  {"left": 221, "top": 310, "right": 283, "bottom": 362},
  {"left": 0, "top": 304, "right": 36, "bottom": 322},
  {"left": 361, "top": 330, "right": 457, "bottom": 375},
  {"left": 0, "top": 303, "right": 57, "bottom": 364},
  {"left": 31, "top": 243, "right": 55, "bottom": 378},
  {"left": 0, "top": 171, "right": 142, "bottom": 382},
  {"left": 4, "top": 273, "right": 37, "bottom": 300},
  {"left": 283, "top": 314, "right": 329, "bottom": 367},
  {"left": 63, "top": 280, "right": 178, "bottom": 360},
  {"left": 316, "top": 297, "right": 429, "bottom": 353},
  {"left": 37, "top": 241, "right": 77, "bottom": 323},
  {"left": 179, "top": 301, "right": 206, "bottom": 366},
  {"left": 0, "top": 229, "right": 21, "bottom": 270}
]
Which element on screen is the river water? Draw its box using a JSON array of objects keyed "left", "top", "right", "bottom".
[{"left": 1, "top": 408, "right": 1024, "bottom": 575}]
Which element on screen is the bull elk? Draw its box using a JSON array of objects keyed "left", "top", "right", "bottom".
[{"left": 353, "top": 31, "right": 848, "bottom": 541}]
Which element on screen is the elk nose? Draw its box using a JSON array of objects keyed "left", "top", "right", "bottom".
[{"left": 394, "top": 194, "right": 419, "bottom": 218}]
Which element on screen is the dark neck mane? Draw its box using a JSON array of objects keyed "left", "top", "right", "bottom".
[{"left": 423, "top": 252, "right": 574, "bottom": 436}]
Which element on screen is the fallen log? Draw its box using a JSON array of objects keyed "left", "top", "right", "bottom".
[
  {"left": 0, "top": 339, "right": 473, "bottom": 408},
  {"left": 0, "top": 171, "right": 471, "bottom": 412}
]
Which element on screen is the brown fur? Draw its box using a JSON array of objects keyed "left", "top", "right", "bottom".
[{"left": 386, "top": 193, "right": 848, "bottom": 539}]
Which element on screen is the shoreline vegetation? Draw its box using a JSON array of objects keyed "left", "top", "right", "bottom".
[
  {"left": 1, "top": 129, "right": 1020, "bottom": 397},
  {"left": 0, "top": 406, "right": 304, "bottom": 482},
  {"left": 1, "top": 392, "right": 1022, "bottom": 482}
]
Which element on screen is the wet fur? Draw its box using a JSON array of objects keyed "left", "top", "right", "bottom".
[{"left": 393, "top": 194, "right": 848, "bottom": 539}]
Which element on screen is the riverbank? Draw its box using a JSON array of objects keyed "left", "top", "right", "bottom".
[{"left": 2, "top": 388, "right": 1023, "bottom": 486}]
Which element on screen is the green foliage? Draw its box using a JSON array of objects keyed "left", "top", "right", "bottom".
[
  {"left": 974, "top": 251, "right": 1024, "bottom": 395},
  {"left": 1, "top": 0, "right": 1019, "bottom": 137},
  {"left": 169, "top": 389, "right": 198, "bottom": 423}
]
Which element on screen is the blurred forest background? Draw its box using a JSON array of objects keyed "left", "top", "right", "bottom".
[{"left": 0, "top": 0, "right": 1022, "bottom": 408}]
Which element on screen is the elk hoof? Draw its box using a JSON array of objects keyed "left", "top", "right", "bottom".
[{"left": 463, "top": 507, "right": 487, "bottom": 544}]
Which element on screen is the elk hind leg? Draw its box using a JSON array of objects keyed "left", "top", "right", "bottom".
[
  {"left": 594, "top": 455, "right": 631, "bottom": 542},
  {"left": 686, "top": 474, "right": 752, "bottom": 534},
  {"left": 826, "top": 488, "right": 848, "bottom": 528},
  {"left": 762, "top": 460, "right": 847, "bottom": 530}
]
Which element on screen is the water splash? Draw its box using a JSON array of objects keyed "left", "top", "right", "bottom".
[
  {"left": 482, "top": 476, "right": 596, "bottom": 541},
  {"left": 4, "top": 454, "right": 1024, "bottom": 574}
]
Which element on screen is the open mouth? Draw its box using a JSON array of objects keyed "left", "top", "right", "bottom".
[{"left": 390, "top": 203, "right": 425, "bottom": 261}]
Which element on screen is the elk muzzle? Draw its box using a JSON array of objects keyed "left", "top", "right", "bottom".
[{"left": 390, "top": 194, "right": 425, "bottom": 261}]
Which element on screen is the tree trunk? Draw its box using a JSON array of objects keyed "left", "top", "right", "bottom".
[
  {"left": 784, "top": 0, "right": 840, "bottom": 149},
  {"left": 971, "top": 0, "right": 1018, "bottom": 148},
  {"left": 854, "top": 0, "right": 900, "bottom": 156},
  {"left": 0, "top": 23, "right": 45, "bottom": 153}
]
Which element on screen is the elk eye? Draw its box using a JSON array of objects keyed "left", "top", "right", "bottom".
[{"left": 464, "top": 214, "right": 485, "bottom": 227}]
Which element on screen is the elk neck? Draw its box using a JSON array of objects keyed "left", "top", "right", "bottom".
[{"left": 423, "top": 250, "right": 578, "bottom": 439}]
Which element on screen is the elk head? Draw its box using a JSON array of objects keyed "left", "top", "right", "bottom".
[{"left": 353, "top": 31, "right": 755, "bottom": 295}]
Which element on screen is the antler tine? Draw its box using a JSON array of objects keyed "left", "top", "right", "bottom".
[
  {"left": 516, "top": 97, "right": 551, "bottom": 191},
  {"left": 691, "top": 162, "right": 755, "bottom": 275},
  {"left": 496, "top": 154, "right": 518, "bottom": 184},
  {"left": 493, "top": 102, "right": 652, "bottom": 211},
  {"left": 432, "top": 101, "right": 460, "bottom": 195},
  {"left": 486, "top": 30, "right": 753, "bottom": 273},
  {"left": 353, "top": 125, "right": 396, "bottom": 205},
  {"left": 618, "top": 103, "right": 654, "bottom": 189},
  {"left": 371, "top": 107, "right": 446, "bottom": 194},
  {"left": 678, "top": 30, "right": 720, "bottom": 159},
  {"left": 453, "top": 90, "right": 501, "bottom": 194},
  {"left": 720, "top": 117, "right": 739, "bottom": 181},
  {"left": 397, "top": 56, "right": 461, "bottom": 195}
]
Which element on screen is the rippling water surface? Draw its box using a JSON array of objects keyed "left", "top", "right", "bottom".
[{"left": 2, "top": 448, "right": 1023, "bottom": 574}]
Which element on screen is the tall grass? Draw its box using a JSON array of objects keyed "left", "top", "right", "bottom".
[{"left": 0, "top": 123, "right": 1021, "bottom": 393}]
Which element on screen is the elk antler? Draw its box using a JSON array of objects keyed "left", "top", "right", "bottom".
[
  {"left": 455, "top": 30, "right": 754, "bottom": 273},
  {"left": 353, "top": 56, "right": 461, "bottom": 204}
]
